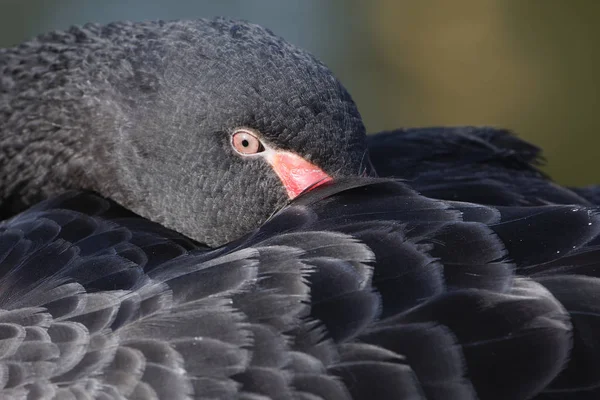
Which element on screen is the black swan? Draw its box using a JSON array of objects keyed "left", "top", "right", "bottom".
[{"left": 1, "top": 18, "right": 599, "bottom": 400}]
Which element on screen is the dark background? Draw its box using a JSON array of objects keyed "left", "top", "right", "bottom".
[{"left": 2, "top": 0, "right": 599, "bottom": 185}]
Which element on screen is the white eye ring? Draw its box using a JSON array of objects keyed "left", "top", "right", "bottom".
[{"left": 231, "top": 129, "right": 265, "bottom": 155}]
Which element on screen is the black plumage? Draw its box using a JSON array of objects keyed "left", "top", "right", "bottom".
[
  {"left": 1, "top": 17, "right": 600, "bottom": 400},
  {"left": 368, "top": 126, "right": 597, "bottom": 206},
  {"left": 1, "top": 180, "right": 600, "bottom": 399}
]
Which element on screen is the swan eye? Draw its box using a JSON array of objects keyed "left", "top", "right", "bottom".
[{"left": 231, "top": 129, "right": 265, "bottom": 155}]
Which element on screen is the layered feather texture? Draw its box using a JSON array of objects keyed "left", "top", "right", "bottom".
[
  {"left": 0, "top": 178, "right": 599, "bottom": 399},
  {"left": 367, "top": 126, "right": 599, "bottom": 206}
]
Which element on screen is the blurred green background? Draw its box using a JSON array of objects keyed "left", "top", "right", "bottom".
[{"left": 2, "top": 0, "right": 599, "bottom": 185}]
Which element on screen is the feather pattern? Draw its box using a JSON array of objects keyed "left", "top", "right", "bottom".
[
  {"left": 0, "top": 178, "right": 599, "bottom": 399},
  {"left": 367, "top": 127, "right": 595, "bottom": 206}
]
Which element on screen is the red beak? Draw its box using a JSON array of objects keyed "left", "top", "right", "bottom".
[{"left": 267, "top": 151, "right": 333, "bottom": 199}]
